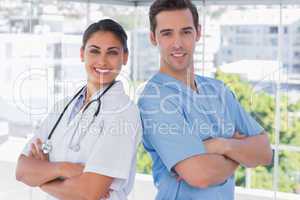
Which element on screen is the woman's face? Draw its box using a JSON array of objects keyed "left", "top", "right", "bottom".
[{"left": 80, "top": 31, "right": 128, "bottom": 87}]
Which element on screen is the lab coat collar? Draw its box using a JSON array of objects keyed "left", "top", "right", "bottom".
[{"left": 89, "top": 80, "right": 121, "bottom": 101}]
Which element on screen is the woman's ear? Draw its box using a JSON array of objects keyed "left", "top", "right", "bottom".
[
  {"left": 80, "top": 47, "right": 84, "bottom": 62},
  {"left": 123, "top": 52, "right": 129, "bottom": 65},
  {"left": 196, "top": 24, "right": 201, "bottom": 42}
]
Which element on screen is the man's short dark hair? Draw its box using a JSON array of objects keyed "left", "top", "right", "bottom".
[
  {"left": 82, "top": 19, "right": 128, "bottom": 53},
  {"left": 149, "top": 0, "right": 199, "bottom": 33}
]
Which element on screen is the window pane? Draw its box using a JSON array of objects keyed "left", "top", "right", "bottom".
[
  {"left": 0, "top": 1, "right": 36, "bottom": 199},
  {"left": 278, "top": 151, "right": 300, "bottom": 193},
  {"left": 206, "top": 4, "right": 280, "bottom": 193},
  {"left": 280, "top": 5, "right": 300, "bottom": 148}
]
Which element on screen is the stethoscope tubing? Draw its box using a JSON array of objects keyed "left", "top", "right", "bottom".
[{"left": 46, "top": 81, "right": 115, "bottom": 141}]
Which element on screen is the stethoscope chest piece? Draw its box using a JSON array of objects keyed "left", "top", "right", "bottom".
[{"left": 42, "top": 140, "right": 53, "bottom": 154}]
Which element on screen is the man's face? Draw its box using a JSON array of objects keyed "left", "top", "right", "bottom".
[{"left": 151, "top": 9, "right": 200, "bottom": 73}]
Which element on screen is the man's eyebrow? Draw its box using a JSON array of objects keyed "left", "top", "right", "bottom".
[
  {"left": 160, "top": 29, "right": 173, "bottom": 34},
  {"left": 159, "top": 27, "right": 194, "bottom": 34},
  {"left": 182, "top": 27, "right": 194, "bottom": 31}
]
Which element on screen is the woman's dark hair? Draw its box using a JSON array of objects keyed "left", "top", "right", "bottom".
[
  {"left": 82, "top": 19, "right": 128, "bottom": 53},
  {"left": 149, "top": 0, "right": 199, "bottom": 33}
]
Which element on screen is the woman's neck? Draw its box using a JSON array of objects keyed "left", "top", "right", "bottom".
[{"left": 86, "top": 82, "right": 107, "bottom": 102}]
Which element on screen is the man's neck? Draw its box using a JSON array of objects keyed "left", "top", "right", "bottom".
[{"left": 159, "top": 66, "right": 197, "bottom": 92}]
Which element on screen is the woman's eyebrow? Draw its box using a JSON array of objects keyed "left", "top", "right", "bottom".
[
  {"left": 87, "top": 45, "right": 100, "bottom": 49},
  {"left": 107, "top": 47, "right": 121, "bottom": 51},
  {"left": 87, "top": 45, "right": 121, "bottom": 51}
]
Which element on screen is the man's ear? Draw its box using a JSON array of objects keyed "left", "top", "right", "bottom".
[
  {"left": 150, "top": 31, "right": 157, "bottom": 46},
  {"left": 80, "top": 47, "right": 84, "bottom": 62},
  {"left": 196, "top": 24, "right": 201, "bottom": 42},
  {"left": 123, "top": 52, "right": 129, "bottom": 65}
]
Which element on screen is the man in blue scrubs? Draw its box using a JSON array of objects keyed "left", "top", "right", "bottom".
[{"left": 138, "top": 0, "right": 273, "bottom": 199}]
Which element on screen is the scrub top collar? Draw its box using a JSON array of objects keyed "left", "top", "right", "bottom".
[
  {"left": 152, "top": 72, "right": 200, "bottom": 98},
  {"left": 68, "top": 87, "right": 87, "bottom": 124}
]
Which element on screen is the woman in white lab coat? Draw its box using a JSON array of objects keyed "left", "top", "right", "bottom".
[{"left": 16, "top": 19, "right": 141, "bottom": 200}]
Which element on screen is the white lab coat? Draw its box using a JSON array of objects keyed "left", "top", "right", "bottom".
[{"left": 22, "top": 81, "right": 142, "bottom": 200}]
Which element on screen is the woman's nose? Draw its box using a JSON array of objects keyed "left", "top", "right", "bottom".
[{"left": 96, "top": 54, "right": 106, "bottom": 67}]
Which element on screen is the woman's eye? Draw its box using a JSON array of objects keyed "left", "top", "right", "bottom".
[
  {"left": 108, "top": 51, "right": 119, "bottom": 55},
  {"left": 90, "top": 49, "right": 100, "bottom": 54}
]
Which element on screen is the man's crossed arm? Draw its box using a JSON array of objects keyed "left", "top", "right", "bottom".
[
  {"left": 174, "top": 132, "right": 273, "bottom": 189},
  {"left": 204, "top": 131, "right": 273, "bottom": 168}
]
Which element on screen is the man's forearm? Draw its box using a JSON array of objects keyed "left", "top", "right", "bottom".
[
  {"left": 175, "top": 154, "right": 238, "bottom": 188},
  {"left": 16, "top": 155, "right": 63, "bottom": 187},
  {"left": 224, "top": 133, "right": 273, "bottom": 167},
  {"left": 200, "top": 154, "right": 238, "bottom": 187}
]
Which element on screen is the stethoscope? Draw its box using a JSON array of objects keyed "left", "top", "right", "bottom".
[{"left": 41, "top": 81, "right": 116, "bottom": 154}]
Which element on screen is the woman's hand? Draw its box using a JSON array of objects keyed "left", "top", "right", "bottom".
[
  {"left": 59, "top": 162, "right": 85, "bottom": 178},
  {"left": 29, "top": 138, "right": 49, "bottom": 161}
]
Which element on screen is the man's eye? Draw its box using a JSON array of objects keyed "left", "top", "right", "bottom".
[
  {"left": 184, "top": 30, "right": 192, "bottom": 34},
  {"left": 162, "top": 32, "right": 171, "bottom": 36}
]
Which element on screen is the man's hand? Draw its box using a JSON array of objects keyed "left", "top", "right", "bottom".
[
  {"left": 204, "top": 131, "right": 272, "bottom": 167},
  {"left": 203, "top": 137, "right": 227, "bottom": 155},
  {"left": 232, "top": 131, "right": 246, "bottom": 139},
  {"left": 29, "top": 138, "right": 49, "bottom": 161},
  {"left": 203, "top": 132, "right": 246, "bottom": 155}
]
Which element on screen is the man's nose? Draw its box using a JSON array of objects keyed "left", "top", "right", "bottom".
[{"left": 172, "top": 34, "right": 183, "bottom": 49}]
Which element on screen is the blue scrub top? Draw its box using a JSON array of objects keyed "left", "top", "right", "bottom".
[{"left": 138, "top": 72, "right": 264, "bottom": 200}]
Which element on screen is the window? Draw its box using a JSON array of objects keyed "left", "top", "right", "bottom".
[
  {"left": 212, "top": 4, "right": 300, "bottom": 198},
  {"left": 294, "top": 51, "right": 300, "bottom": 59},
  {"left": 236, "top": 36, "right": 252, "bottom": 45},
  {"left": 270, "top": 26, "right": 279, "bottom": 34},
  {"left": 270, "top": 38, "right": 278, "bottom": 46}
]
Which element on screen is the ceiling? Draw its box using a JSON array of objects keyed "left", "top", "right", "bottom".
[{"left": 62, "top": 0, "right": 300, "bottom": 6}]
